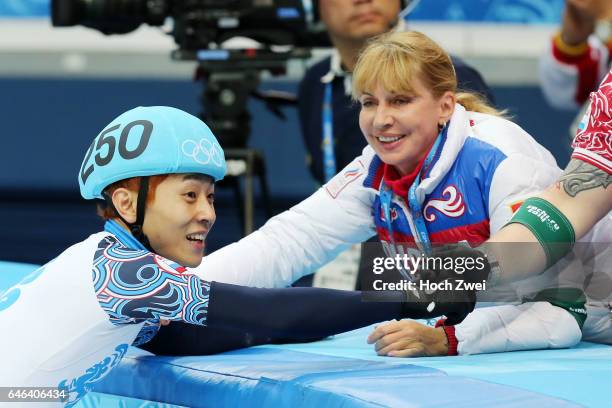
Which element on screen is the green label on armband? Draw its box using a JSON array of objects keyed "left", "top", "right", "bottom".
[{"left": 506, "top": 197, "right": 576, "bottom": 268}]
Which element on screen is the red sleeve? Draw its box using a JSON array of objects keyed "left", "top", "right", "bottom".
[
  {"left": 572, "top": 69, "right": 612, "bottom": 174},
  {"left": 551, "top": 35, "right": 603, "bottom": 105}
]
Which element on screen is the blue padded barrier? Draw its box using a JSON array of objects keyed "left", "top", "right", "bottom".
[
  {"left": 260, "top": 327, "right": 612, "bottom": 408},
  {"left": 96, "top": 345, "right": 581, "bottom": 407}
]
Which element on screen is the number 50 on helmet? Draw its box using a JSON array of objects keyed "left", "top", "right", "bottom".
[{"left": 78, "top": 106, "right": 227, "bottom": 200}]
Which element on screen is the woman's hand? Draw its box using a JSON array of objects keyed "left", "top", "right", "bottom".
[{"left": 367, "top": 320, "right": 448, "bottom": 357}]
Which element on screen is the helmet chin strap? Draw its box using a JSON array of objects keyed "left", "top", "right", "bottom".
[{"left": 104, "top": 177, "right": 153, "bottom": 252}]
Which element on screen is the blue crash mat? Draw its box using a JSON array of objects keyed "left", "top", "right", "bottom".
[
  {"left": 261, "top": 326, "right": 612, "bottom": 408},
  {"left": 95, "top": 336, "right": 594, "bottom": 408}
]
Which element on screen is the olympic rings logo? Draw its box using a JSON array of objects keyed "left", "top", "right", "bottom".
[{"left": 181, "top": 138, "right": 224, "bottom": 166}]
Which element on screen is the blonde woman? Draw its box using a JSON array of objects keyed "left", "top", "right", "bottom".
[{"left": 192, "top": 31, "right": 600, "bottom": 357}]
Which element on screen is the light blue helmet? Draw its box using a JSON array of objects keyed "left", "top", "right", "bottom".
[{"left": 79, "top": 106, "right": 226, "bottom": 200}]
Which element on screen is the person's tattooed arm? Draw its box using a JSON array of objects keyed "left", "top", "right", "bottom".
[{"left": 558, "top": 159, "right": 612, "bottom": 197}]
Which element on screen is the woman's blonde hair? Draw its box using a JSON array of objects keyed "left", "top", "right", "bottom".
[{"left": 352, "top": 31, "right": 504, "bottom": 117}]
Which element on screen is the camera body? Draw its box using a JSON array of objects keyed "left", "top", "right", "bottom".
[
  {"left": 52, "top": 0, "right": 332, "bottom": 148},
  {"left": 52, "top": 0, "right": 327, "bottom": 51}
]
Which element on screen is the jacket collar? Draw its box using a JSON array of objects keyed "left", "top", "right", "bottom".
[{"left": 415, "top": 103, "right": 471, "bottom": 204}]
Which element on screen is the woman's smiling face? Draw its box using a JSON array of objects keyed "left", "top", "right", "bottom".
[{"left": 358, "top": 79, "right": 455, "bottom": 175}]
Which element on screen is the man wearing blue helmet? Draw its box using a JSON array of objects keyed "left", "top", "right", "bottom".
[{"left": 0, "top": 106, "right": 473, "bottom": 406}]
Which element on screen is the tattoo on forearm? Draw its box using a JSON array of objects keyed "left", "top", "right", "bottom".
[{"left": 559, "top": 159, "right": 612, "bottom": 197}]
